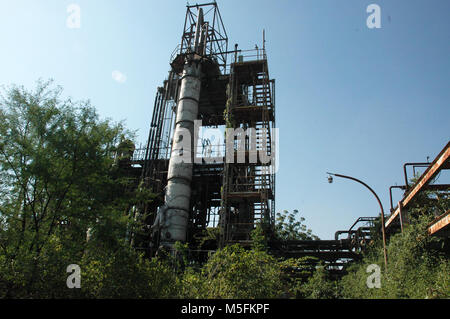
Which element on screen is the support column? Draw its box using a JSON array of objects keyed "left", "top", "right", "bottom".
[{"left": 160, "top": 60, "right": 202, "bottom": 249}]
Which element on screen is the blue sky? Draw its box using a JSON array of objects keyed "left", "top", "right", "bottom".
[{"left": 0, "top": 0, "right": 449, "bottom": 239}]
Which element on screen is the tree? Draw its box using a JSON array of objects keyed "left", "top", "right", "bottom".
[
  {"left": 296, "top": 265, "right": 340, "bottom": 299},
  {"left": 0, "top": 80, "right": 169, "bottom": 298},
  {"left": 274, "top": 209, "right": 319, "bottom": 240},
  {"left": 181, "top": 244, "right": 284, "bottom": 298}
]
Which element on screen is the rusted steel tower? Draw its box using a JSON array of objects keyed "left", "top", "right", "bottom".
[
  {"left": 126, "top": 4, "right": 381, "bottom": 274},
  {"left": 132, "top": 3, "right": 276, "bottom": 253}
]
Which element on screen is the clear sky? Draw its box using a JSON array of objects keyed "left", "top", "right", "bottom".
[{"left": 0, "top": 0, "right": 449, "bottom": 239}]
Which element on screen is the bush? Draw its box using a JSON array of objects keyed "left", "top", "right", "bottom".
[
  {"left": 181, "top": 244, "right": 284, "bottom": 298},
  {"left": 339, "top": 215, "right": 449, "bottom": 299}
]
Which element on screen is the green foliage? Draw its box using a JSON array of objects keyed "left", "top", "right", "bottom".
[
  {"left": 274, "top": 209, "right": 319, "bottom": 240},
  {"left": 193, "top": 227, "right": 220, "bottom": 250},
  {"left": 339, "top": 215, "right": 449, "bottom": 299},
  {"left": 80, "top": 246, "right": 179, "bottom": 299},
  {"left": 277, "top": 256, "right": 320, "bottom": 298},
  {"left": 223, "top": 99, "right": 235, "bottom": 129},
  {"left": 296, "top": 266, "right": 340, "bottom": 299},
  {"left": 407, "top": 177, "right": 450, "bottom": 220},
  {"left": 0, "top": 80, "right": 173, "bottom": 298},
  {"left": 250, "top": 223, "right": 268, "bottom": 251},
  {"left": 181, "top": 244, "right": 284, "bottom": 298},
  {"left": 173, "top": 241, "right": 191, "bottom": 271},
  {"left": 338, "top": 181, "right": 449, "bottom": 299}
]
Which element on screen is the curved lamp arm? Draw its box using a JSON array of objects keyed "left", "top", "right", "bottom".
[{"left": 327, "top": 172, "right": 388, "bottom": 269}]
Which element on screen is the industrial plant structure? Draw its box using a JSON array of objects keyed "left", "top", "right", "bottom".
[
  {"left": 126, "top": 3, "right": 276, "bottom": 255},
  {"left": 119, "top": 3, "right": 449, "bottom": 274}
]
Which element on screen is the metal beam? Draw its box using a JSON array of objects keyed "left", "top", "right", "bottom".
[
  {"left": 386, "top": 142, "right": 450, "bottom": 229},
  {"left": 428, "top": 210, "right": 450, "bottom": 236}
]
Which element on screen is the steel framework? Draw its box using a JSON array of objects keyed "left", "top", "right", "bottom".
[
  {"left": 127, "top": 3, "right": 276, "bottom": 254},
  {"left": 123, "top": 3, "right": 371, "bottom": 273}
]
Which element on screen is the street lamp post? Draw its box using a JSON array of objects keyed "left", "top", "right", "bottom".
[{"left": 327, "top": 172, "right": 388, "bottom": 270}]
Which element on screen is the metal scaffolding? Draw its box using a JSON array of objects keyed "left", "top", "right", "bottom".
[{"left": 127, "top": 3, "right": 276, "bottom": 254}]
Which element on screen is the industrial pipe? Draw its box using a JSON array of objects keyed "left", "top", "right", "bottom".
[
  {"left": 159, "top": 60, "right": 202, "bottom": 249},
  {"left": 159, "top": 9, "right": 205, "bottom": 249},
  {"left": 403, "top": 162, "right": 430, "bottom": 190},
  {"left": 389, "top": 185, "right": 406, "bottom": 213}
]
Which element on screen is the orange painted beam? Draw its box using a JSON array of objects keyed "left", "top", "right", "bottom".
[
  {"left": 428, "top": 210, "right": 450, "bottom": 236},
  {"left": 386, "top": 142, "right": 450, "bottom": 229}
]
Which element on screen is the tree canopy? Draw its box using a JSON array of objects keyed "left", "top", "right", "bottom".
[{"left": 0, "top": 80, "right": 174, "bottom": 298}]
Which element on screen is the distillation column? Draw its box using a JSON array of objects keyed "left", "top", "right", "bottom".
[{"left": 158, "top": 9, "right": 205, "bottom": 249}]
